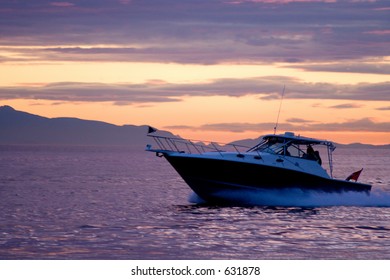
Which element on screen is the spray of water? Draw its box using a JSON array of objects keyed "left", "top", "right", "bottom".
[{"left": 188, "top": 188, "right": 390, "bottom": 207}]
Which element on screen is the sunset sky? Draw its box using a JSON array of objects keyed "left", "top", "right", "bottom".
[{"left": 0, "top": 0, "right": 389, "bottom": 144}]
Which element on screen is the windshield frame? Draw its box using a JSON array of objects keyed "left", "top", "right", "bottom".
[{"left": 247, "top": 134, "right": 336, "bottom": 177}]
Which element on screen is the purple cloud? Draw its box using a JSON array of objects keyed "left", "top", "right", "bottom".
[
  {"left": 0, "top": 77, "right": 388, "bottom": 104},
  {"left": 0, "top": 0, "right": 388, "bottom": 66},
  {"left": 165, "top": 118, "right": 390, "bottom": 133},
  {"left": 376, "top": 106, "right": 390, "bottom": 111},
  {"left": 285, "top": 62, "right": 390, "bottom": 75},
  {"left": 286, "top": 118, "right": 315, "bottom": 123},
  {"left": 50, "top": 2, "right": 75, "bottom": 7},
  {"left": 329, "top": 103, "right": 364, "bottom": 109}
]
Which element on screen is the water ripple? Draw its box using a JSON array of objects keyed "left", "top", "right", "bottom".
[{"left": 0, "top": 146, "right": 389, "bottom": 259}]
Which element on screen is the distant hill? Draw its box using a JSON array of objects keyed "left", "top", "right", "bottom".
[
  {"left": 230, "top": 135, "right": 390, "bottom": 149},
  {"left": 1, "top": 105, "right": 388, "bottom": 148},
  {"left": 336, "top": 143, "right": 390, "bottom": 149},
  {"left": 0, "top": 105, "right": 174, "bottom": 147}
]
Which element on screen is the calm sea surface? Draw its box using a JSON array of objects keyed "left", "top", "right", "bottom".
[{"left": 0, "top": 145, "right": 389, "bottom": 259}]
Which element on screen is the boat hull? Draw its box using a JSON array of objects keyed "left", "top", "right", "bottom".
[{"left": 163, "top": 153, "right": 372, "bottom": 204}]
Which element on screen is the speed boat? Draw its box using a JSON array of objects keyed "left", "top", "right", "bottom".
[{"left": 146, "top": 131, "right": 372, "bottom": 204}]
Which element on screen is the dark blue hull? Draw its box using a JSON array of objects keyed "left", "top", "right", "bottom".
[{"left": 164, "top": 154, "right": 371, "bottom": 204}]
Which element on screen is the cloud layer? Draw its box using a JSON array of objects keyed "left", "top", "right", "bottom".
[
  {"left": 165, "top": 118, "right": 390, "bottom": 133},
  {"left": 0, "top": 0, "right": 389, "bottom": 65},
  {"left": 0, "top": 77, "right": 388, "bottom": 104}
]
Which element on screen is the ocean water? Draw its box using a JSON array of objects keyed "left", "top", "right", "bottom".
[{"left": 0, "top": 145, "right": 389, "bottom": 260}]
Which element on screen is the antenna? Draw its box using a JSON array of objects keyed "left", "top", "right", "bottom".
[{"left": 274, "top": 85, "right": 285, "bottom": 135}]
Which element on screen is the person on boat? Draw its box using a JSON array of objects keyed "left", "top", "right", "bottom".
[
  {"left": 314, "top": 150, "right": 322, "bottom": 165},
  {"left": 306, "top": 145, "right": 315, "bottom": 159},
  {"left": 305, "top": 145, "right": 322, "bottom": 165}
]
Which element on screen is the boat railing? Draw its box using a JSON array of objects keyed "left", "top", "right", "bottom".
[{"left": 146, "top": 134, "right": 251, "bottom": 155}]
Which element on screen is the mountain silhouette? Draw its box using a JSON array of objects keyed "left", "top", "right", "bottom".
[
  {"left": 230, "top": 133, "right": 389, "bottom": 149},
  {"left": 1, "top": 105, "right": 387, "bottom": 148},
  {"left": 0, "top": 105, "right": 172, "bottom": 146}
]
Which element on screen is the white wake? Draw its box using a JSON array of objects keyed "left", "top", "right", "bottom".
[{"left": 188, "top": 188, "right": 390, "bottom": 207}]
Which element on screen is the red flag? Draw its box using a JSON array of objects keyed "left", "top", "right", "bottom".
[{"left": 346, "top": 168, "right": 363, "bottom": 182}]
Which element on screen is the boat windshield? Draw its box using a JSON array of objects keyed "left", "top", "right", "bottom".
[
  {"left": 247, "top": 133, "right": 336, "bottom": 177},
  {"left": 248, "top": 137, "right": 306, "bottom": 157},
  {"left": 248, "top": 134, "right": 334, "bottom": 158}
]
